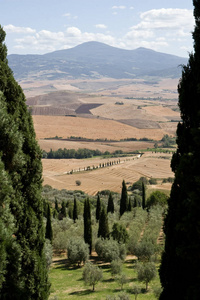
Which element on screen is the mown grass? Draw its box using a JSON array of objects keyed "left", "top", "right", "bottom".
[{"left": 49, "top": 256, "right": 160, "bottom": 300}]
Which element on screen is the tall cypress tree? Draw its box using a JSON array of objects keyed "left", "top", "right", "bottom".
[
  {"left": 73, "top": 197, "right": 78, "bottom": 223},
  {"left": 54, "top": 198, "right": 59, "bottom": 212},
  {"left": 45, "top": 203, "right": 53, "bottom": 243},
  {"left": 159, "top": 2, "right": 200, "bottom": 299},
  {"left": 83, "top": 198, "right": 92, "bottom": 254},
  {"left": 142, "top": 182, "right": 146, "bottom": 210},
  {"left": 98, "top": 206, "right": 109, "bottom": 239},
  {"left": 107, "top": 192, "right": 114, "bottom": 214},
  {"left": 0, "top": 26, "right": 49, "bottom": 299},
  {"left": 120, "top": 180, "right": 128, "bottom": 217},
  {"left": 96, "top": 194, "right": 101, "bottom": 221}
]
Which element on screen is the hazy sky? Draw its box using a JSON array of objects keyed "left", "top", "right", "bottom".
[{"left": 1, "top": 0, "right": 194, "bottom": 57}]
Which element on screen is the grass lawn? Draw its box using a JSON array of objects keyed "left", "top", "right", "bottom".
[{"left": 49, "top": 255, "right": 160, "bottom": 299}]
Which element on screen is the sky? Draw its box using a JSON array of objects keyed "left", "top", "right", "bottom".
[{"left": 1, "top": 0, "right": 195, "bottom": 57}]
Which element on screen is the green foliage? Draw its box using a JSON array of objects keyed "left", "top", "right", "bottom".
[
  {"left": 67, "top": 238, "right": 89, "bottom": 267},
  {"left": 160, "top": 3, "right": 200, "bottom": 299},
  {"left": 162, "top": 177, "right": 174, "bottom": 183},
  {"left": 45, "top": 203, "right": 53, "bottom": 243},
  {"left": 84, "top": 198, "right": 92, "bottom": 254},
  {"left": 142, "top": 182, "right": 146, "bottom": 209},
  {"left": 107, "top": 192, "right": 114, "bottom": 214},
  {"left": 111, "top": 223, "right": 129, "bottom": 244},
  {"left": 136, "top": 262, "right": 157, "bottom": 291},
  {"left": 131, "top": 285, "right": 141, "bottom": 300},
  {"left": 110, "top": 260, "right": 122, "bottom": 277},
  {"left": 149, "top": 178, "right": 157, "bottom": 185},
  {"left": 96, "top": 194, "right": 101, "bottom": 221},
  {"left": 95, "top": 238, "right": 126, "bottom": 262},
  {"left": 98, "top": 206, "right": 109, "bottom": 239},
  {"left": 73, "top": 197, "right": 78, "bottom": 223},
  {"left": 0, "top": 26, "right": 49, "bottom": 299},
  {"left": 117, "top": 274, "right": 128, "bottom": 290},
  {"left": 160, "top": 134, "right": 175, "bottom": 148},
  {"left": 131, "top": 177, "right": 149, "bottom": 192},
  {"left": 44, "top": 239, "right": 53, "bottom": 269},
  {"left": 82, "top": 262, "right": 103, "bottom": 291},
  {"left": 135, "top": 239, "right": 156, "bottom": 262},
  {"left": 147, "top": 191, "right": 168, "bottom": 208},
  {"left": 59, "top": 201, "right": 67, "bottom": 220},
  {"left": 120, "top": 180, "right": 128, "bottom": 217}
]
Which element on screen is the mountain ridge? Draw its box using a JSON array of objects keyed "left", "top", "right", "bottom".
[{"left": 8, "top": 41, "right": 188, "bottom": 80}]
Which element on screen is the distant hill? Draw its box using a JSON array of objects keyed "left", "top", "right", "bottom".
[{"left": 8, "top": 41, "right": 188, "bottom": 80}]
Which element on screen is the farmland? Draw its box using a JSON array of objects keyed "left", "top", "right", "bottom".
[
  {"left": 27, "top": 77, "right": 178, "bottom": 194},
  {"left": 42, "top": 152, "right": 173, "bottom": 195}
]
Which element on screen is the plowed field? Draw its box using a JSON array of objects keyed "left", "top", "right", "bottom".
[{"left": 42, "top": 152, "right": 173, "bottom": 195}]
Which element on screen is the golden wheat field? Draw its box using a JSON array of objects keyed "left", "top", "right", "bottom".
[
  {"left": 33, "top": 115, "right": 172, "bottom": 141},
  {"left": 42, "top": 152, "right": 173, "bottom": 195}
]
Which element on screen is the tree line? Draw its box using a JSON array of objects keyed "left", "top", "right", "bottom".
[{"left": 43, "top": 148, "right": 125, "bottom": 159}]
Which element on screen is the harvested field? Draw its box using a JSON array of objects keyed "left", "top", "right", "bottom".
[
  {"left": 42, "top": 152, "right": 174, "bottom": 195},
  {"left": 33, "top": 115, "right": 171, "bottom": 141},
  {"left": 39, "top": 139, "right": 153, "bottom": 153}
]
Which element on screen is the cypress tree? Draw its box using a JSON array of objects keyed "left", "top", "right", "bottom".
[
  {"left": 0, "top": 26, "right": 49, "bottom": 299},
  {"left": 59, "top": 200, "right": 66, "bottom": 220},
  {"left": 73, "top": 197, "right": 78, "bottom": 223},
  {"left": 83, "top": 198, "right": 92, "bottom": 254},
  {"left": 142, "top": 182, "right": 146, "bottom": 210},
  {"left": 45, "top": 203, "right": 53, "bottom": 243},
  {"left": 107, "top": 192, "right": 114, "bottom": 214},
  {"left": 98, "top": 206, "right": 109, "bottom": 239},
  {"left": 128, "top": 197, "right": 132, "bottom": 211},
  {"left": 96, "top": 194, "right": 101, "bottom": 221},
  {"left": 120, "top": 180, "right": 128, "bottom": 217},
  {"left": 55, "top": 198, "right": 59, "bottom": 212},
  {"left": 159, "top": 2, "right": 200, "bottom": 299}
]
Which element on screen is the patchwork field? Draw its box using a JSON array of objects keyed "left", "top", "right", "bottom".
[
  {"left": 42, "top": 152, "right": 173, "bottom": 195},
  {"left": 27, "top": 77, "right": 178, "bottom": 194}
]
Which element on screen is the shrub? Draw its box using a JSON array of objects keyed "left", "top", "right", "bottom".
[
  {"left": 44, "top": 239, "right": 53, "bottom": 269},
  {"left": 111, "top": 223, "right": 129, "bottom": 244},
  {"left": 146, "top": 191, "right": 168, "bottom": 208},
  {"left": 67, "top": 238, "right": 89, "bottom": 266},
  {"left": 95, "top": 238, "right": 126, "bottom": 262},
  {"left": 75, "top": 180, "right": 81, "bottom": 186},
  {"left": 136, "top": 262, "right": 157, "bottom": 291},
  {"left": 135, "top": 239, "right": 156, "bottom": 261},
  {"left": 149, "top": 178, "right": 157, "bottom": 185},
  {"left": 82, "top": 262, "right": 103, "bottom": 291},
  {"left": 110, "top": 260, "right": 122, "bottom": 277}
]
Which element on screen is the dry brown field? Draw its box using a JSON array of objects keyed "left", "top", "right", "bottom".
[
  {"left": 39, "top": 139, "right": 153, "bottom": 153},
  {"left": 33, "top": 115, "right": 173, "bottom": 141},
  {"left": 26, "top": 77, "right": 178, "bottom": 195},
  {"left": 42, "top": 152, "right": 174, "bottom": 195}
]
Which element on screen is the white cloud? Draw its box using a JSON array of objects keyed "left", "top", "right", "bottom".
[
  {"left": 134, "top": 8, "right": 194, "bottom": 32},
  {"left": 123, "top": 8, "right": 194, "bottom": 52},
  {"left": 4, "top": 24, "right": 36, "bottom": 34},
  {"left": 63, "top": 12, "right": 78, "bottom": 19},
  {"left": 95, "top": 24, "right": 107, "bottom": 29},
  {"left": 63, "top": 13, "right": 71, "bottom": 17},
  {"left": 5, "top": 9, "right": 194, "bottom": 56},
  {"left": 66, "top": 27, "right": 81, "bottom": 37},
  {"left": 112, "top": 6, "right": 126, "bottom": 10}
]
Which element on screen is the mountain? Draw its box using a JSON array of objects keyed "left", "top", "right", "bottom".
[{"left": 8, "top": 41, "right": 188, "bottom": 80}]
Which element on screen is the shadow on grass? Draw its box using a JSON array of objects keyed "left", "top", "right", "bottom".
[
  {"left": 102, "top": 278, "right": 115, "bottom": 283},
  {"left": 69, "top": 289, "right": 95, "bottom": 296},
  {"left": 53, "top": 259, "right": 83, "bottom": 271}
]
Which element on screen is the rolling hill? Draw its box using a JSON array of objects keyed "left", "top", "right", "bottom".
[{"left": 8, "top": 41, "right": 187, "bottom": 81}]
